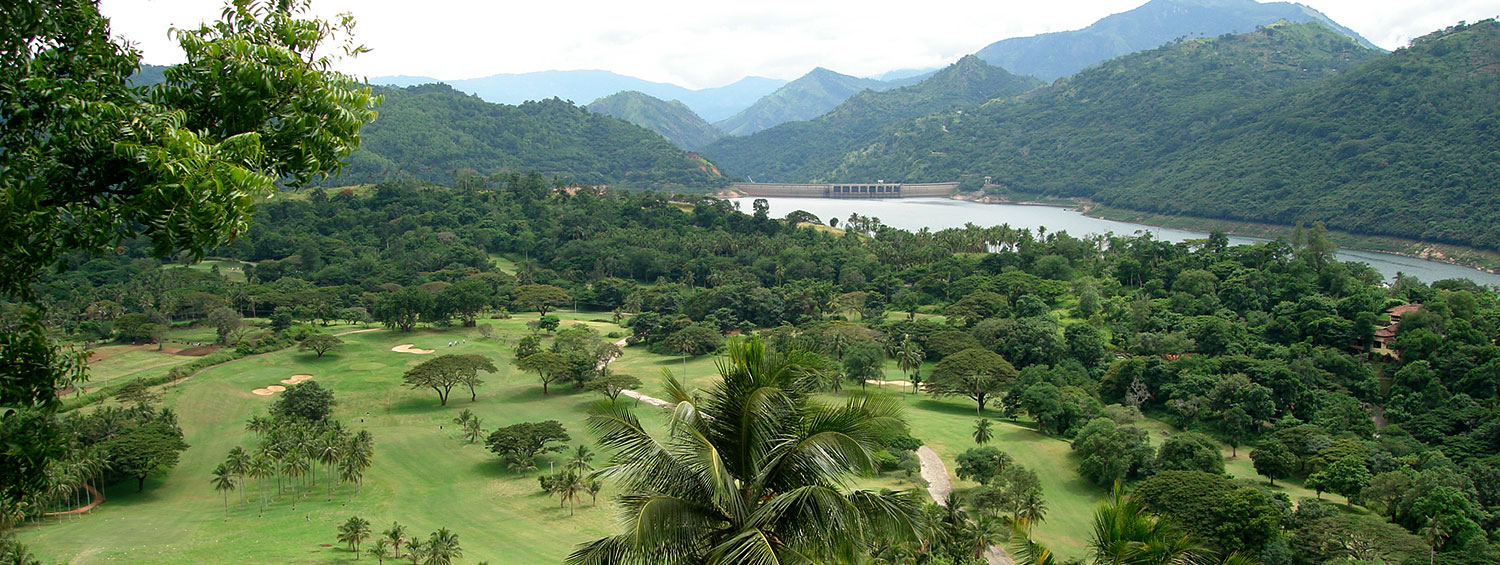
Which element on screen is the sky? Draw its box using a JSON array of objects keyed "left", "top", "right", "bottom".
[{"left": 99, "top": 0, "right": 1500, "bottom": 90}]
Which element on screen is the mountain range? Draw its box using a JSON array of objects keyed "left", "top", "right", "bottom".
[
  {"left": 701, "top": 55, "right": 1044, "bottom": 181},
  {"left": 371, "top": 70, "right": 786, "bottom": 123},
  {"left": 711, "top": 68, "right": 901, "bottom": 137},
  {"left": 975, "top": 0, "right": 1379, "bottom": 81}
]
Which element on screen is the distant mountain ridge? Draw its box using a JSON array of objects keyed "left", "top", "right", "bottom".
[
  {"left": 976, "top": 0, "right": 1379, "bottom": 81},
  {"left": 702, "top": 55, "right": 1043, "bottom": 181},
  {"left": 369, "top": 70, "right": 785, "bottom": 123},
  {"left": 335, "top": 84, "right": 728, "bottom": 189},
  {"left": 712, "top": 68, "right": 897, "bottom": 137},
  {"left": 586, "top": 91, "right": 724, "bottom": 150}
]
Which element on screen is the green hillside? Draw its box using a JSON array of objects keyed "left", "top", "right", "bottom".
[
  {"left": 712, "top": 68, "right": 893, "bottom": 136},
  {"left": 702, "top": 56, "right": 1043, "bottom": 181},
  {"left": 586, "top": 90, "right": 724, "bottom": 150},
  {"left": 338, "top": 84, "right": 730, "bottom": 189},
  {"left": 1094, "top": 20, "right": 1500, "bottom": 250}
]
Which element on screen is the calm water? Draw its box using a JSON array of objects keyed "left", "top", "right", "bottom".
[{"left": 729, "top": 197, "right": 1500, "bottom": 286}]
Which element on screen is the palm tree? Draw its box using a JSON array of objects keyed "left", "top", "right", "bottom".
[
  {"left": 1420, "top": 516, "right": 1451, "bottom": 564},
  {"left": 585, "top": 478, "right": 602, "bottom": 505},
  {"left": 452, "top": 409, "right": 475, "bottom": 429},
  {"left": 210, "top": 463, "right": 236, "bottom": 520},
  {"left": 564, "top": 445, "right": 594, "bottom": 474},
  {"left": 283, "top": 455, "right": 309, "bottom": 509},
  {"left": 1009, "top": 486, "right": 1211, "bottom": 565},
  {"left": 968, "top": 513, "right": 1009, "bottom": 560},
  {"left": 1008, "top": 519, "right": 1057, "bottom": 565},
  {"left": 553, "top": 471, "right": 583, "bottom": 516},
  {"left": 568, "top": 336, "right": 924, "bottom": 564},
  {"left": 226, "top": 446, "right": 251, "bottom": 506},
  {"left": 424, "top": 528, "right": 462, "bottom": 565},
  {"left": 1087, "top": 485, "right": 1210, "bottom": 565},
  {"left": 1016, "top": 491, "right": 1048, "bottom": 524},
  {"left": 338, "top": 516, "right": 372, "bottom": 557},
  {"left": 367, "top": 538, "right": 392, "bottom": 564},
  {"left": 248, "top": 452, "right": 274, "bottom": 516},
  {"left": 973, "top": 418, "right": 994, "bottom": 445},
  {"left": 897, "top": 338, "right": 923, "bottom": 394},
  {"left": 403, "top": 538, "right": 424, "bottom": 565},
  {"left": 383, "top": 522, "right": 407, "bottom": 559},
  {"left": 461, "top": 417, "right": 484, "bottom": 444}
]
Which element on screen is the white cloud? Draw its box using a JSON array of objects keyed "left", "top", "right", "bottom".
[{"left": 99, "top": 0, "right": 1500, "bottom": 89}]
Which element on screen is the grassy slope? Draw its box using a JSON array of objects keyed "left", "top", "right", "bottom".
[
  {"left": 24, "top": 316, "right": 1357, "bottom": 563},
  {"left": 21, "top": 316, "right": 656, "bottom": 564}
]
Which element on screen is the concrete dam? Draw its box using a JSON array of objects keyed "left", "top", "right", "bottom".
[{"left": 732, "top": 182, "right": 959, "bottom": 199}]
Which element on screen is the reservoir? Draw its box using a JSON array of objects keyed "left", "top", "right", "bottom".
[{"left": 729, "top": 197, "right": 1500, "bottom": 286}]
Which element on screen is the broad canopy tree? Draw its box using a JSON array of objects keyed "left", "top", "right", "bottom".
[
  {"left": 403, "top": 354, "right": 497, "bottom": 405},
  {"left": 512, "top": 284, "right": 571, "bottom": 316},
  {"left": 927, "top": 348, "right": 1019, "bottom": 415}
]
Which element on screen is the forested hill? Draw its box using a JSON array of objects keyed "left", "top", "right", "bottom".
[
  {"left": 976, "top": 0, "right": 1377, "bottom": 81},
  {"left": 701, "top": 56, "right": 1043, "bottom": 182},
  {"left": 1094, "top": 20, "right": 1500, "bottom": 250},
  {"left": 335, "top": 84, "right": 730, "bottom": 189},
  {"left": 822, "top": 24, "right": 1374, "bottom": 206},
  {"left": 712, "top": 68, "right": 894, "bottom": 136},
  {"left": 586, "top": 91, "right": 724, "bottom": 150}
]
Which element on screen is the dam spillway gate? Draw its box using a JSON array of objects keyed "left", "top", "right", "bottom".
[{"left": 732, "top": 182, "right": 959, "bottom": 199}]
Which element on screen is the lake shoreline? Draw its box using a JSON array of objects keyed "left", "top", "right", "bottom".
[{"left": 946, "top": 191, "right": 1500, "bottom": 276}]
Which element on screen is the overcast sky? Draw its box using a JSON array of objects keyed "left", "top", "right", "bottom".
[{"left": 100, "top": 0, "right": 1500, "bottom": 89}]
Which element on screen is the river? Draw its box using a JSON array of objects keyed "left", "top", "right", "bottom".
[{"left": 728, "top": 197, "right": 1500, "bottom": 286}]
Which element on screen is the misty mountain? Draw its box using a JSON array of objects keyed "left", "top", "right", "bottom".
[
  {"left": 702, "top": 55, "right": 1042, "bottom": 181},
  {"left": 976, "top": 0, "right": 1379, "bottom": 81},
  {"left": 586, "top": 91, "right": 724, "bottom": 150},
  {"left": 712, "top": 68, "right": 896, "bottom": 137},
  {"left": 369, "top": 70, "right": 785, "bottom": 123}
]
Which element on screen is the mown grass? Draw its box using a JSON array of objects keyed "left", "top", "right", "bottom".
[
  {"left": 20, "top": 325, "right": 657, "bottom": 564},
  {"left": 23, "top": 323, "right": 1352, "bottom": 563}
]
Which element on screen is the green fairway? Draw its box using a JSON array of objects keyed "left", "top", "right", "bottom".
[
  {"left": 18, "top": 326, "right": 656, "bottom": 564},
  {"left": 21, "top": 327, "right": 1360, "bottom": 563}
]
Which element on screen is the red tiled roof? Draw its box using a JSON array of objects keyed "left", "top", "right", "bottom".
[{"left": 1387, "top": 304, "right": 1421, "bottom": 317}]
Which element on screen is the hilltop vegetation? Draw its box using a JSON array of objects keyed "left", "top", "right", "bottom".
[
  {"left": 976, "top": 0, "right": 1377, "bottom": 81},
  {"left": 703, "top": 55, "right": 1043, "bottom": 181},
  {"left": 821, "top": 22, "right": 1376, "bottom": 185},
  {"left": 713, "top": 67, "right": 896, "bottom": 136},
  {"left": 1093, "top": 20, "right": 1500, "bottom": 250},
  {"left": 338, "top": 84, "right": 729, "bottom": 189},
  {"left": 586, "top": 91, "right": 723, "bottom": 150}
]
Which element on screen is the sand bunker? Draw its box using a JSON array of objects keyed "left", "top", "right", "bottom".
[
  {"left": 391, "top": 344, "right": 435, "bottom": 354},
  {"left": 251, "top": 388, "right": 275, "bottom": 396},
  {"left": 281, "top": 374, "right": 314, "bottom": 385}
]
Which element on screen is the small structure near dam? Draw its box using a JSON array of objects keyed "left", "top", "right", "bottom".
[{"left": 732, "top": 181, "right": 959, "bottom": 199}]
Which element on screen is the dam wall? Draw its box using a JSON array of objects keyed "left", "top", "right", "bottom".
[{"left": 732, "top": 182, "right": 959, "bottom": 199}]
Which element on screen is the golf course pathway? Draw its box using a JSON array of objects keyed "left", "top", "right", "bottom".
[
  {"left": 919, "top": 446, "right": 1012, "bottom": 565},
  {"left": 604, "top": 338, "right": 674, "bottom": 408},
  {"left": 917, "top": 446, "right": 952, "bottom": 505}
]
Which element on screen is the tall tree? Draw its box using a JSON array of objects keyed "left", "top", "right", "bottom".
[
  {"left": 512, "top": 284, "right": 571, "bottom": 316},
  {"left": 568, "top": 336, "right": 923, "bottom": 563},
  {"left": 211, "top": 463, "right": 236, "bottom": 520},
  {"left": 298, "top": 334, "right": 345, "bottom": 358},
  {"left": 403, "top": 354, "right": 495, "bottom": 405},
  {"left": 0, "top": 0, "right": 375, "bottom": 514},
  {"left": 927, "top": 348, "right": 1019, "bottom": 415},
  {"left": 337, "top": 516, "right": 372, "bottom": 558}
]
